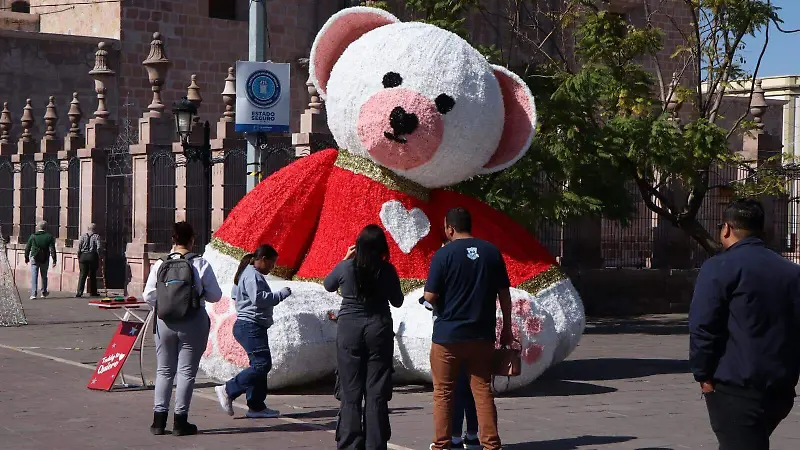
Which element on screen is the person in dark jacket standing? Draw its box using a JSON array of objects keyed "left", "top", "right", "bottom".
[
  {"left": 690, "top": 199, "right": 799, "bottom": 450},
  {"left": 324, "top": 224, "right": 404, "bottom": 450},
  {"left": 75, "top": 223, "right": 101, "bottom": 298},
  {"left": 423, "top": 207, "right": 513, "bottom": 450},
  {"left": 24, "top": 220, "right": 57, "bottom": 300}
]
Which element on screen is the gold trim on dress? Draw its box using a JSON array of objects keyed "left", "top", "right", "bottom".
[
  {"left": 209, "top": 238, "right": 296, "bottom": 279},
  {"left": 334, "top": 150, "right": 430, "bottom": 201},
  {"left": 295, "top": 276, "right": 427, "bottom": 295},
  {"left": 516, "top": 266, "right": 566, "bottom": 294}
]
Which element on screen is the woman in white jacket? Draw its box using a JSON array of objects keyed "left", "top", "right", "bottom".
[{"left": 143, "top": 222, "right": 223, "bottom": 436}]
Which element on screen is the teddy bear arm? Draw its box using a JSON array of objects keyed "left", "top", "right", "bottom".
[{"left": 211, "top": 149, "right": 340, "bottom": 275}]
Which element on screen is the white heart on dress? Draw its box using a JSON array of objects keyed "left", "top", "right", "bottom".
[{"left": 379, "top": 200, "right": 431, "bottom": 254}]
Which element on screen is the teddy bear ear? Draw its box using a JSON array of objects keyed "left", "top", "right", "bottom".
[
  {"left": 310, "top": 7, "right": 399, "bottom": 99},
  {"left": 480, "top": 65, "right": 537, "bottom": 174}
]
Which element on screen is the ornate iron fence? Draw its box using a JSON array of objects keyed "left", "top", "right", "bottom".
[
  {"left": 259, "top": 136, "right": 296, "bottom": 180},
  {"left": 42, "top": 156, "right": 61, "bottom": 233},
  {"left": 185, "top": 158, "right": 210, "bottom": 253},
  {"left": 148, "top": 147, "right": 177, "bottom": 254},
  {"left": 0, "top": 157, "right": 13, "bottom": 240},
  {"left": 223, "top": 148, "right": 247, "bottom": 219},
  {"left": 66, "top": 158, "right": 80, "bottom": 242},
  {"left": 18, "top": 157, "right": 36, "bottom": 240}
]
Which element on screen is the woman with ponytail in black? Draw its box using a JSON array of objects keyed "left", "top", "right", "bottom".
[{"left": 324, "top": 224, "right": 404, "bottom": 450}]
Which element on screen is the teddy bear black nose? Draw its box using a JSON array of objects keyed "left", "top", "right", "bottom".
[{"left": 388, "top": 107, "right": 419, "bottom": 136}]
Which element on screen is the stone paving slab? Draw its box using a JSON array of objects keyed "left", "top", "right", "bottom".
[{"left": 0, "top": 293, "right": 797, "bottom": 449}]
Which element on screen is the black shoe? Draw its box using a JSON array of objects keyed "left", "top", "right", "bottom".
[
  {"left": 75, "top": 293, "right": 83, "bottom": 298},
  {"left": 172, "top": 413, "right": 197, "bottom": 436},
  {"left": 150, "top": 411, "right": 168, "bottom": 435}
]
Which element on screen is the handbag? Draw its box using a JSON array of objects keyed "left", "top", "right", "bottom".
[{"left": 491, "top": 341, "right": 521, "bottom": 377}]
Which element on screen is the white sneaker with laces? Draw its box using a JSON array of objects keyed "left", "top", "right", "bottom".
[
  {"left": 214, "top": 385, "right": 234, "bottom": 416},
  {"left": 245, "top": 407, "right": 280, "bottom": 419},
  {"left": 29, "top": 295, "right": 36, "bottom": 300}
]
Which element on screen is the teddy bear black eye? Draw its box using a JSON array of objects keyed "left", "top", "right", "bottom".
[
  {"left": 383, "top": 72, "right": 403, "bottom": 88},
  {"left": 435, "top": 94, "right": 456, "bottom": 114}
]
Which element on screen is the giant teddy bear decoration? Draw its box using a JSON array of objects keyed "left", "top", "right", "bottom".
[{"left": 200, "top": 6, "right": 585, "bottom": 392}]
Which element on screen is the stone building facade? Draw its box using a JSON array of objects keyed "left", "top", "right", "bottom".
[
  {"left": 0, "top": 0, "right": 789, "bottom": 314},
  {"left": 0, "top": 0, "right": 697, "bottom": 131}
]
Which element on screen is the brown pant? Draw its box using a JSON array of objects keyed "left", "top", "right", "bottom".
[{"left": 430, "top": 341, "right": 500, "bottom": 450}]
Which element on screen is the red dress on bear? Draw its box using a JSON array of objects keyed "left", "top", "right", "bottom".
[{"left": 212, "top": 149, "right": 563, "bottom": 292}]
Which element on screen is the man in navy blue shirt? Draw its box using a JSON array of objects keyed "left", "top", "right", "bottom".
[
  {"left": 422, "top": 207, "right": 513, "bottom": 450},
  {"left": 690, "top": 199, "right": 799, "bottom": 450}
]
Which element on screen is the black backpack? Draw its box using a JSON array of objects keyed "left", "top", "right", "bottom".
[{"left": 155, "top": 253, "right": 200, "bottom": 322}]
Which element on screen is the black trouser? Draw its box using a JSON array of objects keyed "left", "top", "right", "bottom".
[
  {"left": 336, "top": 313, "right": 394, "bottom": 450},
  {"left": 77, "top": 253, "right": 99, "bottom": 295},
  {"left": 704, "top": 383, "right": 795, "bottom": 450}
]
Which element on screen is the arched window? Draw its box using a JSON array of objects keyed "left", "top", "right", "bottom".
[{"left": 10, "top": 1, "right": 30, "bottom": 13}]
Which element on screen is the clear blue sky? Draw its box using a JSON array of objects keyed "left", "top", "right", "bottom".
[{"left": 742, "top": 0, "right": 800, "bottom": 77}]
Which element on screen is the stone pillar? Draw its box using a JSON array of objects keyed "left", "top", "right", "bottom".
[
  {"left": 59, "top": 93, "right": 84, "bottom": 247},
  {"left": 652, "top": 75, "right": 691, "bottom": 268},
  {"left": 0, "top": 102, "right": 15, "bottom": 244},
  {"left": 560, "top": 217, "right": 602, "bottom": 268},
  {"left": 173, "top": 74, "right": 204, "bottom": 223},
  {"left": 741, "top": 80, "right": 783, "bottom": 249},
  {"left": 35, "top": 96, "right": 61, "bottom": 225},
  {"left": 292, "top": 76, "right": 332, "bottom": 157},
  {"left": 81, "top": 43, "right": 117, "bottom": 246},
  {"left": 0, "top": 101, "right": 15, "bottom": 240},
  {"left": 210, "top": 67, "right": 242, "bottom": 232},
  {"left": 14, "top": 99, "right": 37, "bottom": 245},
  {"left": 126, "top": 32, "right": 172, "bottom": 296}
]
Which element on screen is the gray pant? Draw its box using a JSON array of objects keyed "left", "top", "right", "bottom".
[
  {"left": 30, "top": 262, "right": 48, "bottom": 297},
  {"left": 154, "top": 311, "right": 210, "bottom": 415}
]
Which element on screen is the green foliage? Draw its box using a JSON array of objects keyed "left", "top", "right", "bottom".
[
  {"left": 402, "top": 0, "right": 784, "bottom": 253},
  {"left": 403, "top": 0, "right": 480, "bottom": 37},
  {"left": 355, "top": 1, "right": 390, "bottom": 10}
]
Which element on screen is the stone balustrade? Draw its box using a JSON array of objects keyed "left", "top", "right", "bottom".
[{"left": 0, "top": 32, "right": 326, "bottom": 296}]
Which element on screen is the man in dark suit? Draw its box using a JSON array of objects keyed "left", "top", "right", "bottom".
[{"left": 690, "top": 199, "right": 799, "bottom": 450}]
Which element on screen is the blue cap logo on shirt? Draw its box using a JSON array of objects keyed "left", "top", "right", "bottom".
[{"left": 467, "top": 247, "right": 480, "bottom": 260}]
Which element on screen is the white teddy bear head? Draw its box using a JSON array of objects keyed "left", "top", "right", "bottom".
[{"left": 310, "top": 7, "right": 537, "bottom": 189}]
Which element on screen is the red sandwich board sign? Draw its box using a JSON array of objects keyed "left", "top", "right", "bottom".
[{"left": 87, "top": 321, "right": 142, "bottom": 391}]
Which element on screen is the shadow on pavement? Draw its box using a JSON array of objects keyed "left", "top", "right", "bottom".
[
  {"left": 201, "top": 422, "right": 333, "bottom": 434},
  {"left": 544, "top": 358, "right": 689, "bottom": 381},
  {"left": 282, "top": 408, "right": 339, "bottom": 419},
  {"left": 500, "top": 379, "right": 617, "bottom": 397},
  {"left": 504, "top": 435, "right": 636, "bottom": 449},
  {"left": 586, "top": 317, "right": 688, "bottom": 335}
]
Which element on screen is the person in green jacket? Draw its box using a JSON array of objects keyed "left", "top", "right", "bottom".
[{"left": 24, "top": 221, "right": 57, "bottom": 300}]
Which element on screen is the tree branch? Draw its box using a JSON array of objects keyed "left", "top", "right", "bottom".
[
  {"left": 685, "top": 0, "right": 704, "bottom": 115},
  {"left": 773, "top": 18, "right": 800, "bottom": 33},
  {"left": 633, "top": 172, "right": 676, "bottom": 222},
  {"left": 725, "top": 19, "right": 770, "bottom": 141},
  {"left": 707, "top": 30, "right": 746, "bottom": 123}
]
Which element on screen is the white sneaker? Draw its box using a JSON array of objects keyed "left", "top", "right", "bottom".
[
  {"left": 245, "top": 407, "right": 280, "bottom": 419},
  {"left": 214, "top": 385, "right": 234, "bottom": 416},
  {"left": 29, "top": 294, "right": 36, "bottom": 300},
  {"left": 41, "top": 290, "right": 49, "bottom": 298}
]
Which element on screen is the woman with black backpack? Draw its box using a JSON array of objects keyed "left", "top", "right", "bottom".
[
  {"left": 323, "top": 224, "right": 404, "bottom": 450},
  {"left": 142, "top": 221, "right": 223, "bottom": 436}
]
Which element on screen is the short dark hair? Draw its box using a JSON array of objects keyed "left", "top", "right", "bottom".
[
  {"left": 172, "top": 221, "right": 196, "bottom": 247},
  {"left": 445, "top": 207, "right": 472, "bottom": 233},
  {"left": 723, "top": 199, "right": 764, "bottom": 236}
]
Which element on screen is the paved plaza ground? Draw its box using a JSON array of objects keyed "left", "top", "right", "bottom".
[{"left": 0, "top": 293, "right": 797, "bottom": 449}]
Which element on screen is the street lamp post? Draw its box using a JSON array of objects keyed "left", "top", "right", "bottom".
[{"left": 172, "top": 96, "right": 212, "bottom": 248}]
